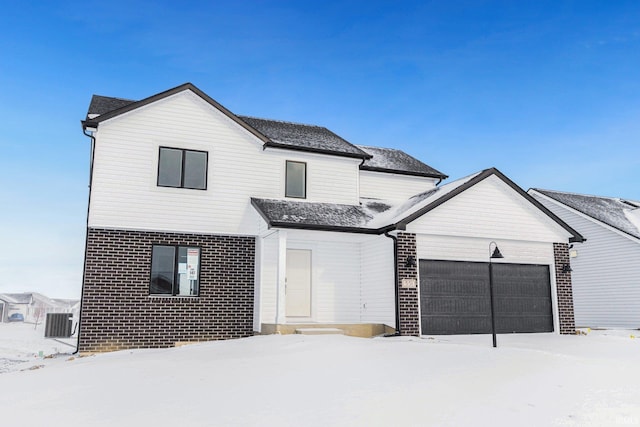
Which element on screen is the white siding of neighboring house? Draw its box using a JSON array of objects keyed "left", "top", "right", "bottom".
[
  {"left": 360, "top": 170, "right": 438, "bottom": 201},
  {"left": 88, "top": 90, "right": 361, "bottom": 236},
  {"left": 531, "top": 192, "right": 640, "bottom": 329},
  {"left": 360, "top": 235, "right": 395, "bottom": 326}
]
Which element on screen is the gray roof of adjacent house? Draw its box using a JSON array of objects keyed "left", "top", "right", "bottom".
[
  {"left": 533, "top": 189, "right": 640, "bottom": 240},
  {"left": 356, "top": 145, "right": 447, "bottom": 179}
]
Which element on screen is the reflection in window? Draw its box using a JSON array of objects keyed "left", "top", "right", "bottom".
[
  {"left": 150, "top": 245, "right": 200, "bottom": 296},
  {"left": 285, "top": 160, "right": 306, "bottom": 198},
  {"left": 158, "top": 147, "right": 207, "bottom": 190}
]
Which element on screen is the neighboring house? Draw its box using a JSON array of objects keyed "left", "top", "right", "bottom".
[
  {"left": 78, "top": 83, "right": 583, "bottom": 352},
  {"left": 529, "top": 189, "right": 640, "bottom": 329},
  {"left": 0, "top": 293, "right": 79, "bottom": 323}
]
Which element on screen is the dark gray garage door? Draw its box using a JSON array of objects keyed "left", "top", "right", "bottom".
[{"left": 419, "top": 260, "right": 553, "bottom": 334}]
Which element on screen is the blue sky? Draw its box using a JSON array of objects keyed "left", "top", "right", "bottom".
[{"left": 1, "top": 1, "right": 639, "bottom": 298}]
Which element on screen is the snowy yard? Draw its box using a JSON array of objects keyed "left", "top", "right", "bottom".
[{"left": 1, "top": 324, "right": 639, "bottom": 427}]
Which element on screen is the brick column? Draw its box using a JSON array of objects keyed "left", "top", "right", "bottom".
[
  {"left": 397, "top": 233, "right": 420, "bottom": 336},
  {"left": 553, "top": 243, "right": 576, "bottom": 334}
]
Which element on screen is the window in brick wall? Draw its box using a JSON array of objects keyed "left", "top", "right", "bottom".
[
  {"left": 285, "top": 160, "right": 306, "bottom": 198},
  {"left": 150, "top": 245, "right": 200, "bottom": 296},
  {"left": 158, "top": 147, "right": 208, "bottom": 190}
]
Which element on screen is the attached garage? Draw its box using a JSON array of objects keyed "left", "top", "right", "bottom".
[{"left": 419, "top": 260, "right": 553, "bottom": 335}]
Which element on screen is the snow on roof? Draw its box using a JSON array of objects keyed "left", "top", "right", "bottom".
[
  {"left": 251, "top": 198, "right": 395, "bottom": 231},
  {"left": 534, "top": 189, "right": 640, "bottom": 240},
  {"left": 0, "top": 293, "right": 32, "bottom": 304},
  {"left": 239, "top": 116, "right": 370, "bottom": 159},
  {"left": 253, "top": 170, "right": 484, "bottom": 232},
  {"left": 368, "top": 171, "right": 483, "bottom": 227},
  {"left": 356, "top": 145, "right": 447, "bottom": 178}
]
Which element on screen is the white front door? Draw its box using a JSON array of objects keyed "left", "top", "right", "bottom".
[{"left": 286, "top": 249, "right": 312, "bottom": 317}]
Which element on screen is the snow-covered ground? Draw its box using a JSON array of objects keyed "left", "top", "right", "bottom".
[{"left": 1, "top": 325, "right": 639, "bottom": 426}]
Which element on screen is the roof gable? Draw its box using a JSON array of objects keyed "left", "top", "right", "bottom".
[
  {"left": 82, "top": 83, "right": 270, "bottom": 143},
  {"left": 357, "top": 145, "right": 447, "bottom": 179},
  {"left": 403, "top": 171, "right": 581, "bottom": 242},
  {"left": 532, "top": 189, "right": 640, "bottom": 240}
]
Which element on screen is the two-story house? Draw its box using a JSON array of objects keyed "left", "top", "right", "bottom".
[{"left": 79, "top": 83, "right": 583, "bottom": 352}]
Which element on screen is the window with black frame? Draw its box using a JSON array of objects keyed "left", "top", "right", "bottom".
[
  {"left": 150, "top": 245, "right": 200, "bottom": 296},
  {"left": 158, "top": 147, "right": 207, "bottom": 190}
]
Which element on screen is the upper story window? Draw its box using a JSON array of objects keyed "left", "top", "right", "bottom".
[
  {"left": 150, "top": 245, "right": 200, "bottom": 296},
  {"left": 285, "top": 160, "right": 306, "bottom": 199},
  {"left": 158, "top": 147, "right": 208, "bottom": 190}
]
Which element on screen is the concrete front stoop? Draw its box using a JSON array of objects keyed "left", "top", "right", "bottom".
[
  {"left": 295, "top": 328, "right": 345, "bottom": 335},
  {"left": 260, "top": 323, "right": 395, "bottom": 338}
]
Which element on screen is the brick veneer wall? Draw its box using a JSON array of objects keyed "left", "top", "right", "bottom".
[
  {"left": 397, "top": 233, "right": 420, "bottom": 336},
  {"left": 79, "top": 228, "right": 255, "bottom": 353},
  {"left": 553, "top": 242, "right": 576, "bottom": 334}
]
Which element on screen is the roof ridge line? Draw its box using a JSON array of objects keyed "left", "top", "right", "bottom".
[
  {"left": 238, "top": 115, "right": 327, "bottom": 129},
  {"left": 533, "top": 188, "right": 623, "bottom": 201},
  {"left": 92, "top": 94, "right": 136, "bottom": 102}
]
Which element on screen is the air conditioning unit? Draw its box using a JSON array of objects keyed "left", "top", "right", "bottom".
[{"left": 45, "top": 313, "right": 73, "bottom": 338}]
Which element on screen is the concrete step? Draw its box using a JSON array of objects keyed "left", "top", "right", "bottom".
[{"left": 295, "top": 328, "right": 345, "bottom": 335}]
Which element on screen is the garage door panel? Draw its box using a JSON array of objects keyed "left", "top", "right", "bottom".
[
  {"left": 494, "top": 296, "right": 552, "bottom": 313},
  {"left": 424, "top": 279, "right": 489, "bottom": 296},
  {"left": 423, "top": 295, "right": 490, "bottom": 314},
  {"left": 420, "top": 260, "right": 553, "bottom": 335},
  {"left": 422, "top": 315, "right": 491, "bottom": 335},
  {"left": 495, "top": 314, "right": 553, "bottom": 333}
]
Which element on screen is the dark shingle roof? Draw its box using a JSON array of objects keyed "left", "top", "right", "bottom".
[
  {"left": 239, "top": 116, "right": 370, "bottom": 159},
  {"left": 534, "top": 189, "right": 640, "bottom": 240},
  {"left": 250, "top": 198, "right": 394, "bottom": 233},
  {"left": 356, "top": 145, "right": 447, "bottom": 178},
  {"left": 87, "top": 95, "right": 135, "bottom": 118}
]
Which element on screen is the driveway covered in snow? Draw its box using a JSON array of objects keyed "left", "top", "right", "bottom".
[{"left": 1, "top": 328, "right": 639, "bottom": 426}]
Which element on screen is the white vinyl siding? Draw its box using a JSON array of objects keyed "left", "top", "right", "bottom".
[
  {"left": 288, "top": 237, "right": 361, "bottom": 323},
  {"left": 406, "top": 175, "right": 572, "bottom": 243},
  {"left": 258, "top": 232, "right": 279, "bottom": 325},
  {"left": 532, "top": 192, "right": 640, "bottom": 329},
  {"left": 415, "top": 234, "right": 555, "bottom": 265},
  {"left": 257, "top": 231, "right": 395, "bottom": 328},
  {"left": 88, "top": 90, "right": 360, "bottom": 235},
  {"left": 360, "top": 236, "right": 395, "bottom": 325},
  {"left": 360, "top": 170, "right": 438, "bottom": 201}
]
